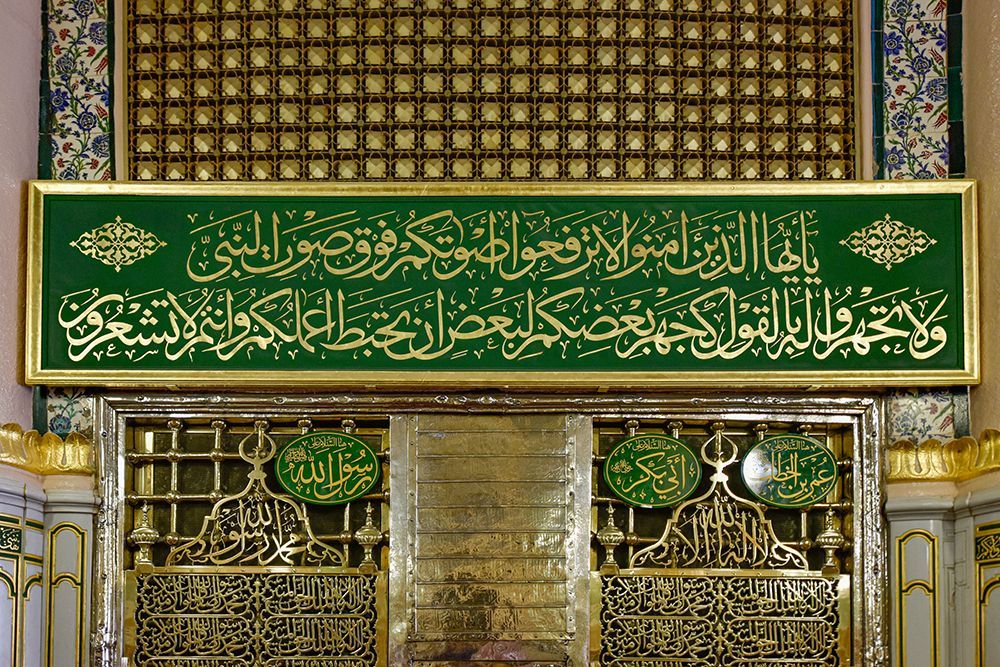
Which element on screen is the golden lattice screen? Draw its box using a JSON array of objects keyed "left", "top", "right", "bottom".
[{"left": 127, "top": 0, "right": 855, "bottom": 181}]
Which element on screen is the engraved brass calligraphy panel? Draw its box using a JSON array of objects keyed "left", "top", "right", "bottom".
[
  {"left": 128, "top": 571, "right": 383, "bottom": 667},
  {"left": 599, "top": 572, "right": 848, "bottom": 666}
]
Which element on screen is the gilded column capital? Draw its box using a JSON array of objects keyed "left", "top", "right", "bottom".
[
  {"left": 888, "top": 430, "right": 1000, "bottom": 482},
  {"left": 0, "top": 423, "right": 94, "bottom": 475}
]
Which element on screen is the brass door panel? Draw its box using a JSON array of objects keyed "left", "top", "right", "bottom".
[
  {"left": 93, "top": 394, "right": 885, "bottom": 667},
  {"left": 594, "top": 571, "right": 850, "bottom": 665}
]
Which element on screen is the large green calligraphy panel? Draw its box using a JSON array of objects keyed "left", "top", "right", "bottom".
[{"left": 25, "top": 181, "right": 978, "bottom": 387}]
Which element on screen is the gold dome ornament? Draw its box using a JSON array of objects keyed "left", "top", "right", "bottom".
[
  {"left": 129, "top": 504, "right": 160, "bottom": 571},
  {"left": 814, "top": 508, "right": 849, "bottom": 575}
]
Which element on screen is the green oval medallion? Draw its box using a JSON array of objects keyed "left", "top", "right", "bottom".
[
  {"left": 275, "top": 431, "right": 381, "bottom": 505},
  {"left": 603, "top": 434, "right": 702, "bottom": 508},
  {"left": 741, "top": 434, "right": 838, "bottom": 509}
]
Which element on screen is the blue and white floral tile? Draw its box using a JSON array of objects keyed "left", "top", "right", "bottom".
[
  {"left": 46, "top": 0, "right": 111, "bottom": 181},
  {"left": 45, "top": 388, "right": 94, "bottom": 438},
  {"left": 885, "top": 130, "right": 949, "bottom": 179},
  {"left": 49, "top": 130, "right": 112, "bottom": 182},
  {"left": 886, "top": 0, "right": 948, "bottom": 22},
  {"left": 882, "top": 14, "right": 949, "bottom": 179},
  {"left": 40, "top": 0, "right": 110, "bottom": 436},
  {"left": 886, "top": 388, "right": 959, "bottom": 443}
]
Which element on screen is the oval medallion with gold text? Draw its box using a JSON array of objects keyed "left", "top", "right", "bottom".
[
  {"left": 603, "top": 434, "right": 702, "bottom": 508},
  {"left": 275, "top": 431, "right": 380, "bottom": 505},
  {"left": 740, "top": 434, "right": 838, "bottom": 508}
]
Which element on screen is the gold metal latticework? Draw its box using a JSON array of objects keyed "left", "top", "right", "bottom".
[
  {"left": 123, "top": 416, "right": 389, "bottom": 666},
  {"left": 166, "top": 422, "right": 346, "bottom": 567},
  {"left": 125, "top": 0, "right": 856, "bottom": 181},
  {"left": 590, "top": 417, "right": 853, "bottom": 665}
]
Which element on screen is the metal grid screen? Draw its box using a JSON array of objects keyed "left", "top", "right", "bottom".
[{"left": 126, "top": 0, "right": 856, "bottom": 181}]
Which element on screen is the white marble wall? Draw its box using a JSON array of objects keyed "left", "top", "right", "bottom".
[
  {"left": 0, "top": 466, "right": 96, "bottom": 667},
  {"left": 888, "top": 473, "right": 1000, "bottom": 667}
]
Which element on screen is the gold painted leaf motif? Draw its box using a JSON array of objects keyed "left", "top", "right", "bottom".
[
  {"left": 840, "top": 214, "right": 936, "bottom": 270},
  {"left": 70, "top": 216, "right": 167, "bottom": 272}
]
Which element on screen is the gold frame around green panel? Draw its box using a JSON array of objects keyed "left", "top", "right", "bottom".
[{"left": 25, "top": 179, "right": 979, "bottom": 388}]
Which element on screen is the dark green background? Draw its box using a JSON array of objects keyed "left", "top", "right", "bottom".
[{"left": 39, "top": 191, "right": 966, "bottom": 375}]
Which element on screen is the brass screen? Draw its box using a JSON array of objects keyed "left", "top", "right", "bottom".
[
  {"left": 123, "top": 417, "right": 389, "bottom": 666},
  {"left": 126, "top": 0, "right": 856, "bottom": 181},
  {"left": 591, "top": 418, "right": 853, "bottom": 664}
]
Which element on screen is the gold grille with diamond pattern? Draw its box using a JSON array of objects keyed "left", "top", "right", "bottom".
[{"left": 126, "top": 0, "right": 856, "bottom": 181}]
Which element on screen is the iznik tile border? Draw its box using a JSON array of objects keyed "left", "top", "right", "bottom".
[
  {"left": 41, "top": 0, "right": 113, "bottom": 180},
  {"left": 881, "top": 0, "right": 950, "bottom": 179},
  {"left": 37, "top": 0, "right": 114, "bottom": 435},
  {"left": 876, "top": 0, "right": 968, "bottom": 441}
]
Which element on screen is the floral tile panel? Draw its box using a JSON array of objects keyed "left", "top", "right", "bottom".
[
  {"left": 886, "top": 388, "right": 962, "bottom": 443},
  {"left": 45, "top": 0, "right": 111, "bottom": 180},
  {"left": 44, "top": 388, "right": 93, "bottom": 438},
  {"left": 882, "top": 15, "right": 949, "bottom": 179},
  {"left": 886, "top": 0, "right": 948, "bottom": 21}
]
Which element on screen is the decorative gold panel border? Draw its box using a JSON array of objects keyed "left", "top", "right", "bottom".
[
  {"left": 45, "top": 523, "right": 86, "bottom": 667},
  {"left": 888, "top": 430, "right": 1000, "bottom": 482},
  {"left": 895, "top": 529, "right": 939, "bottom": 667},
  {"left": 25, "top": 179, "right": 979, "bottom": 389},
  {"left": 91, "top": 393, "right": 887, "bottom": 667},
  {"left": 976, "top": 522, "right": 1000, "bottom": 667}
]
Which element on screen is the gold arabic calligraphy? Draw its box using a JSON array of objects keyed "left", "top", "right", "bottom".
[
  {"left": 276, "top": 433, "right": 379, "bottom": 505},
  {"left": 57, "top": 204, "right": 951, "bottom": 367}
]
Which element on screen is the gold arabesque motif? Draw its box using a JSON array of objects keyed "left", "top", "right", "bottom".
[
  {"left": 840, "top": 214, "right": 937, "bottom": 270},
  {"left": 166, "top": 421, "right": 347, "bottom": 567},
  {"left": 630, "top": 424, "right": 810, "bottom": 570},
  {"left": 70, "top": 216, "right": 166, "bottom": 272}
]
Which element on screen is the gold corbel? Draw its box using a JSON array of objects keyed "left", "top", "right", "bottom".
[
  {"left": 0, "top": 423, "right": 94, "bottom": 475},
  {"left": 888, "top": 430, "right": 1000, "bottom": 482}
]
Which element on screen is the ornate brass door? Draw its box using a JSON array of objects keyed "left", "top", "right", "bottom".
[{"left": 93, "top": 394, "right": 886, "bottom": 667}]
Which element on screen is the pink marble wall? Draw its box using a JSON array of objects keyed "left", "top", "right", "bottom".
[
  {"left": 0, "top": 0, "right": 41, "bottom": 424},
  {"left": 966, "top": 4, "right": 1000, "bottom": 430}
]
